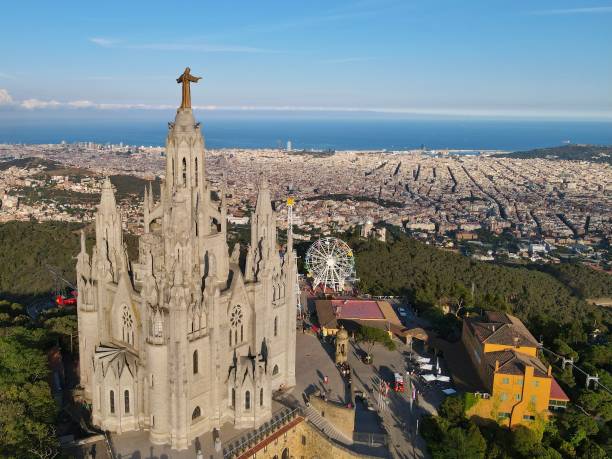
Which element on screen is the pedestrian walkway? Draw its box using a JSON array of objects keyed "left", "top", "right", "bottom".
[{"left": 303, "top": 405, "right": 354, "bottom": 445}]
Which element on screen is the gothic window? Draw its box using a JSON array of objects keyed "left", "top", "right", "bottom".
[
  {"left": 182, "top": 157, "right": 187, "bottom": 186},
  {"left": 245, "top": 391, "right": 251, "bottom": 410},
  {"left": 194, "top": 158, "right": 198, "bottom": 186},
  {"left": 193, "top": 350, "right": 199, "bottom": 374},
  {"left": 153, "top": 312, "right": 163, "bottom": 337},
  {"left": 230, "top": 305, "right": 243, "bottom": 345},
  {"left": 231, "top": 388, "right": 236, "bottom": 409},
  {"left": 124, "top": 390, "right": 130, "bottom": 414},
  {"left": 260, "top": 388, "right": 264, "bottom": 407},
  {"left": 273, "top": 365, "right": 279, "bottom": 375},
  {"left": 122, "top": 306, "right": 134, "bottom": 346},
  {"left": 192, "top": 406, "right": 201, "bottom": 420},
  {"left": 229, "top": 329, "right": 232, "bottom": 346},
  {"left": 274, "top": 316, "right": 278, "bottom": 337},
  {"left": 109, "top": 390, "right": 115, "bottom": 414},
  {"left": 281, "top": 448, "right": 289, "bottom": 459}
]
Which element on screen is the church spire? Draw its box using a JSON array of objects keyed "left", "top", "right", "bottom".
[
  {"left": 255, "top": 176, "right": 273, "bottom": 216},
  {"left": 100, "top": 177, "right": 116, "bottom": 212}
]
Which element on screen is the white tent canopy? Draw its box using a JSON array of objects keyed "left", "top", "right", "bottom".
[
  {"left": 421, "top": 374, "right": 436, "bottom": 382},
  {"left": 419, "top": 364, "right": 433, "bottom": 371}
]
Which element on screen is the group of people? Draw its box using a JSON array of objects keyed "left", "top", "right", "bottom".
[{"left": 338, "top": 362, "right": 352, "bottom": 385}]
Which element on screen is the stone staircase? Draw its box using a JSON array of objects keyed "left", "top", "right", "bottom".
[{"left": 303, "top": 405, "right": 354, "bottom": 445}]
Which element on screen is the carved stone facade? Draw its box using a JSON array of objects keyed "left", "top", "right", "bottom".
[{"left": 76, "top": 99, "right": 297, "bottom": 450}]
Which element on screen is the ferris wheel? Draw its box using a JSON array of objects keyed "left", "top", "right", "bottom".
[{"left": 305, "top": 237, "right": 356, "bottom": 291}]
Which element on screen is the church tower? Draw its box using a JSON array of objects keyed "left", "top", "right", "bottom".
[{"left": 76, "top": 68, "right": 297, "bottom": 450}]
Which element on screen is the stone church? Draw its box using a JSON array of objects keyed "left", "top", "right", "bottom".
[{"left": 76, "top": 76, "right": 297, "bottom": 450}]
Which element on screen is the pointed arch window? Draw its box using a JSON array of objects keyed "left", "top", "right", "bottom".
[
  {"left": 245, "top": 391, "right": 251, "bottom": 410},
  {"left": 273, "top": 364, "right": 279, "bottom": 375},
  {"left": 192, "top": 406, "right": 201, "bottom": 421},
  {"left": 230, "top": 305, "right": 243, "bottom": 345},
  {"left": 260, "top": 388, "right": 264, "bottom": 407},
  {"left": 122, "top": 306, "right": 135, "bottom": 346},
  {"left": 231, "top": 388, "right": 236, "bottom": 409},
  {"left": 193, "top": 350, "right": 199, "bottom": 374},
  {"left": 274, "top": 316, "right": 278, "bottom": 337},
  {"left": 124, "top": 390, "right": 130, "bottom": 414},
  {"left": 153, "top": 310, "right": 163, "bottom": 337},
  {"left": 195, "top": 157, "right": 198, "bottom": 186},
  {"left": 109, "top": 390, "right": 115, "bottom": 414},
  {"left": 182, "top": 157, "right": 187, "bottom": 186}
]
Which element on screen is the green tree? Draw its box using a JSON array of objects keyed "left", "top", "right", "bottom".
[
  {"left": 438, "top": 394, "right": 466, "bottom": 425},
  {"left": 511, "top": 425, "right": 540, "bottom": 458},
  {"left": 355, "top": 325, "right": 396, "bottom": 358}
]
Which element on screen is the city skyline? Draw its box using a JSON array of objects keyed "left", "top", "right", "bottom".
[{"left": 1, "top": 0, "right": 611, "bottom": 120}]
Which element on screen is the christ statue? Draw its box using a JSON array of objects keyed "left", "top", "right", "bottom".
[{"left": 176, "top": 67, "right": 202, "bottom": 109}]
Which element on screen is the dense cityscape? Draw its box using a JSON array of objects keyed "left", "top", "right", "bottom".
[{"left": 1, "top": 142, "right": 610, "bottom": 268}]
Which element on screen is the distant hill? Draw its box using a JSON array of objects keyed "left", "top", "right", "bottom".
[
  {"left": 499, "top": 144, "right": 612, "bottom": 164},
  {"left": 0, "top": 156, "right": 90, "bottom": 176},
  {"left": 0, "top": 157, "right": 61, "bottom": 171}
]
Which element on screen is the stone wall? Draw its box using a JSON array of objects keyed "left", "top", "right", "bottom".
[
  {"left": 237, "top": 416, "right": 377, "bottom": 459},
  {"left": 309, "top": 396, "right": 355, "bottom": 441}
]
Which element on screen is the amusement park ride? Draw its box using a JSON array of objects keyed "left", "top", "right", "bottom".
[{"left": 305, "top": 236, "right": 356, "bottom": 293}]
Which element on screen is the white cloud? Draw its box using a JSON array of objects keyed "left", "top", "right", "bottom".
[
  {"left": 3, "top": 93, "right": 611, "bottom": 120},
  {"left": 0, "top": 89, "right": 13, "bottom": 105},
  {"left": 88, "top": 37, "right": 118, "bottom": 47},
  {"left": 67, "top": 100, "right": 96, "bottom": 108},
  {"left": 88, "top": 37, "right": 274, "bottom": 53},
  {"left": 21, "top": 99, "right": 61, "bottom": 109},
  {"left": 529, "top": 6, "right": 612, "bottom": 15},
  {"left": 319, "top": 57, "right": 374, "bottom": 64}
]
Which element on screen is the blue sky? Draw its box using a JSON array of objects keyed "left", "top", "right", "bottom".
[{"left": 0, "top": 0, "right": 611, "bottom": 119}]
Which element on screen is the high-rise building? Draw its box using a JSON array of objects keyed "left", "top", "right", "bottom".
[{"left": 76, "top": 77, "right": 297, "bottom": 449}]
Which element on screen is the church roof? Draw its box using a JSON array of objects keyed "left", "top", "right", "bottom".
[{"left": 95, "top": 343, "right": 139, "bottom": 378}]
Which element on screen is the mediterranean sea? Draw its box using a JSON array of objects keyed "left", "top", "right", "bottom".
[{"left": 0, "top": 113, "right": 610, "bottom": 152}]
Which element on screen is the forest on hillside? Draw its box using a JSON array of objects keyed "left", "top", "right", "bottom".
[
  {"left": 351, "top": 233, "right": 611, "bottom": 458},
  {"left": 499, "top": 144, "right": 612, "bottom": 164}
]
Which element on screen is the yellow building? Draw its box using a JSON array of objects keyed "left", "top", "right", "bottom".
[{"left": 462, "top": 311, "right": 569, "bottom": 427}]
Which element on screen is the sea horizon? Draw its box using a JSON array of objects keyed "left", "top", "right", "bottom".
[{"left": 0, "top": 114, "right": 611, "bottom": 152}]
